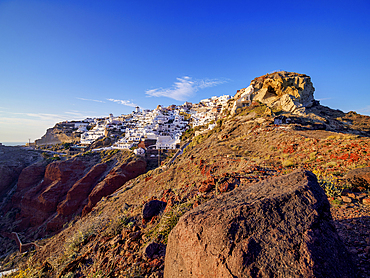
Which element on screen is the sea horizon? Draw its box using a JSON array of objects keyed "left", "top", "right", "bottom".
[{"left": 1, "top": 142, "right": 27, "bottom": 146}]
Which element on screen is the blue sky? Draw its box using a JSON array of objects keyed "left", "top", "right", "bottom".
[{"left": 1, "top": 0, "right": 369, "bottom": 143}]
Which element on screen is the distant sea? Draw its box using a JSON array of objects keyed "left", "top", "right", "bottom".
[{"left": 1, "top": 142, "right": 27, "bottom": 146}]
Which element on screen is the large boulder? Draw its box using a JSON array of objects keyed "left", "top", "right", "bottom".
[
  {"left": 232, "top": 71, "right": 315, "bottom": 115},
  {"left": 164, "top": 170, "right": 356, "bottom": 278},
  {"left": 251, "top": 71, "right": 315, "bottom": 113}
]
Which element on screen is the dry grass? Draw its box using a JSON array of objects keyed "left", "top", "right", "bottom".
[{"left": 4, "top": 111, "right": 370, "bottom": 277}]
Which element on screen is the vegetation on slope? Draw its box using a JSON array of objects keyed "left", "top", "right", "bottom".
[{"left": 2, "top": 102, "right": 370, "bottom": 277}]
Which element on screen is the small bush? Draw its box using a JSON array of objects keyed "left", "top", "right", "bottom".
[
  {"left": 282, "top": 160, "right": 295, "bottom": 167},
  {"left": 103, "top": 215, "right": 130, "bottom": 237},
  {"left": 147, "top": 202, "right": 193, "bottom": 244},
  {"left": 313, "top": 170, "right": 343, "bottom": 198}
]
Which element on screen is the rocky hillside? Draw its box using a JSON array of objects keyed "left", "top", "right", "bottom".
[
  {"left": 1, "top": 71, "right": 370, "bottom": 277},
  {"left": 0, "top": 149, "right": 147, "bottom": 257},
  {"left": 0, "top": 146, "right": 43, "bottom": 210},
  {"left": 35, "top": 123, "right": 82, "bottom": 146}
]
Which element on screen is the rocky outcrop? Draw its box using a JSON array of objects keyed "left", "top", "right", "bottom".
[
  {"left": 57, "top": 163, "right": 108, "bottom": 217},
  {"left": 0, "top": 164, "right": 22, "bottom": 196},
  {"left": 17, "top": 158, "right": 87, "bottom": 228},
  {"left": 82, "top": 159, "right": 147, "bottom": 216},
  {"left": 35, "top": 125, "right": 80, "bottom": 146},
  {"left": 232, "top": 71, "right": 316, "bottom": 115},
  {"left": 0, "top": 146, "right": 42, "bottom": 198},
  {"left": 2, "top": 151, "right": 147, "bottom": 235},
  {"left": 16, "top": 161, "right": 47, "bottom": 191},
  {"left": 164, "top": 170, "right": 355, "bottom": 278},
  {"left": 251, "top": 71, "right": 315, "bottom": 113},
  {"left": 45, "top": 162, "right": 109, "bottom": 231},
  {"left": 11, "top": 161, "right": 47, "bottom": 212}
]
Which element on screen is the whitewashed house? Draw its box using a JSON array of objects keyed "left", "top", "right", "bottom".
[{"left": 80, "top": 125, "right": 106, "bottom": 145}]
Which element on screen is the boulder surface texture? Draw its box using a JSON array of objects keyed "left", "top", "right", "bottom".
[
  {"left": 345, "top": 167, "right": 370, "bottom": 190},
  {"left": 251, "top": 71, "right": 315, "bottom": 114},
  {"left": 164, "top": 170, "right": 356, "bottom": 278}
]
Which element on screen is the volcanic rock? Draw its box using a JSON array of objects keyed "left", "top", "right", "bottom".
[
  {"left": 164, "top": 170, "right": 356, "bottom": 278},
  {"left": 35, "top": 123, "right": 80, "bottom": 145},
  {"left": 16, "top": 161, "right": 47, "bottom": 191},
  {"left": 11, "top": 161, "right": 47, "bottom": 213},
  {"left": 232, "top": 71, "right": 315, "bottom": 116},
  {"left": 345, "top": 167, "right": 370, "bottom": 190},
  {"left": 57, "top": 163, "right": 108, "bottom": 217},
  {"left": 144, "top": 242, "right": 166, "bottom": 259},
  {"left": 82, "top": 159, "right": 146, "bottom": 216},
  {"left": 142, "top": 200, "right": 167, "bottom": 221},
  {"left": 0, "top": 145, "right": 42, "bottom": 198},
  {"left": 251, "top": 71, "right": 315, "bottom": 113},
  {"left": 0, "top": 164, "right": 21, "bottom": 196},
  {"left": 18, "top": 158, "right": 87, "bottom": 228},
  {"left": 45, "top": 163, "right": 109, "bottom": 231}
]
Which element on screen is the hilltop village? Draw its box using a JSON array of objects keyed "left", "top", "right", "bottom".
[{"left": 35, "top": 95, "right": 231, "bottom": 154}]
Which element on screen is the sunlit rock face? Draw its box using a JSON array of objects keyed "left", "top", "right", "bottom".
[
  {"left": 251, "top": 71, "right": 315, "bottom": 114},
  {"left": 232, "top": 71, "right": 315, "bottom": 115}
]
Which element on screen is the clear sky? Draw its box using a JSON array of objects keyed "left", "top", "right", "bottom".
[{"left": 1, "top": 0, "right": 369, "bottom": 143}]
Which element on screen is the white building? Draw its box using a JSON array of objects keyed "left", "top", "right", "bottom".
[
  {"left": 231, "top": 85, "right": 253, "bottom": 115},
  {"left": 134, "top": 147, "right": 145, "bottom": 156},
  {"left": 80, "top": 125, "right": 106, "bottom": 145},
  {"left": 155, "top": 136, "right": 181, "bottom": 150}
]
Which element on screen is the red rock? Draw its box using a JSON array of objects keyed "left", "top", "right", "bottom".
[
  {"left": 82, "top": 159, "right": 146, "bottom": 216},
  {"left": 345, "top": 167, "right": 370, "bottom": 190},
  {"left": 57, "top": 163, "right": 108, "bottom": 217},
  {"left": 0, "top": 146, "right": 42, "bottom": 196},
  {"left": 16, "top": 161, "right": 47, "bottom": 191},
  {"left": 11, "top": 161, "right": 47, "bottom": 206},
  {"left": 36, "top": 159, "right": 86, "bottom": 213},
  {"left": 199, "top": 183, "right": 213, "bottom": 193},
  {"left": 17, "top": 158, "right": 87, "bottom": 229},
  {"left": 219, "top": 181, "right": 230, "bottom": 193},
  {"left": 362, "top": 198, "right": 370, "bottom": 206},
  {"left": 341, "top": 196, "right": 352, "bottom": 203},
  {"left": 46, "top": 214, "right": 67, "bottom": 232}
]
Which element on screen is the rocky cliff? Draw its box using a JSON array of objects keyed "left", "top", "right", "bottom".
[
  {"left": 231, "top": 71, "right": 370, "bottom": 137},
  {"left": 0, "top": 150, "right": 146, "bottom": 247},
  {"left": 0, "top": 146, "right": 43, "bottom": 211},
  {"left": 35, "top": 125, "right": 81, "bottom": 146}
]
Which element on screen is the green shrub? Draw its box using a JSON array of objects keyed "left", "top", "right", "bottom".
[
  {"left": 282, "top": 160, "right": 295, "bottom": 167},
  {"left": 313, "top": 170, "right": 343, "bottom": 198},
  {"left": 103, "top": 215, "right": 130, "bottom": 237},
  {"left": 147, "top": 202, "right": 193, "bottom": 244}
]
